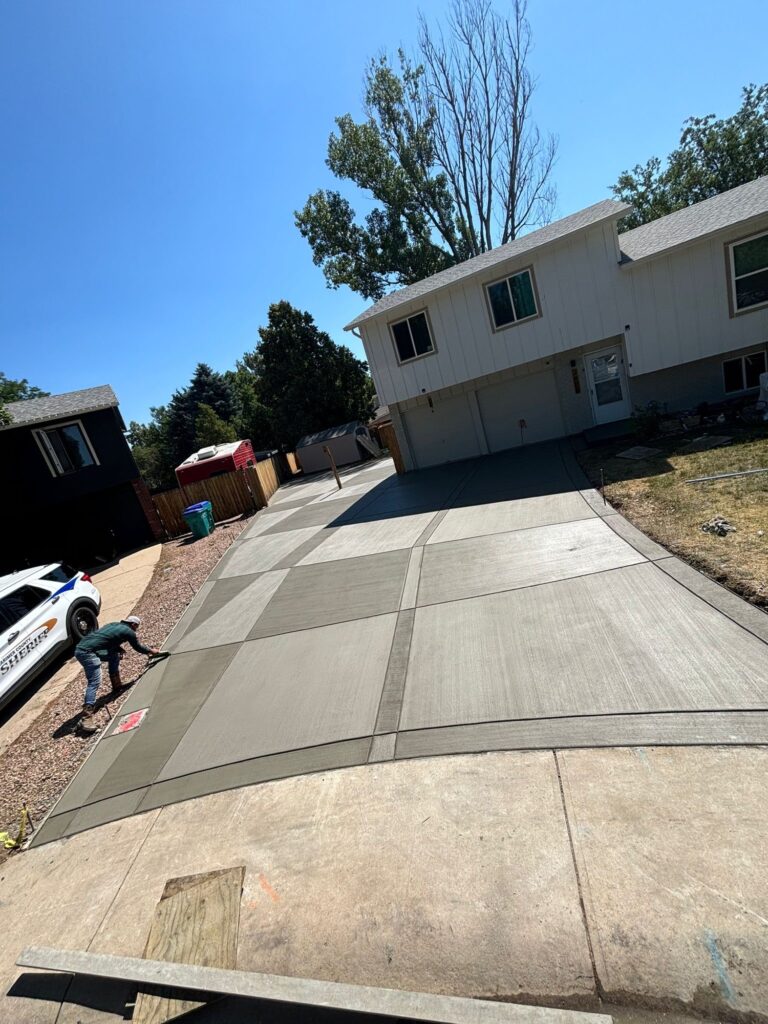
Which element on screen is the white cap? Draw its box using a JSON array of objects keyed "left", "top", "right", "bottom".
[{"left": 124, "top": 615, "right": 142, "bottom": 626}]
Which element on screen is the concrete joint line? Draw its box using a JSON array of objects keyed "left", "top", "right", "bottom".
[
  {"left": 373, "top": 608, "right": 416, "bottom": 736},
  {"left": 552, "top": 751, "right": 604, "bottom": 1004},
  {"left": 413, "top": 509, "right": 448, "bottom": 547},
  {"left": 655, "top": 559, "right": 768, "bottom": 649}
]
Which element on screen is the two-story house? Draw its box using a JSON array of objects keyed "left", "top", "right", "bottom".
[
  {"left": 0, "top": 385, "right": 162, "bottom": 573},
  {"left": 345, "top": 176, "right": 768, "bottom": 470}
]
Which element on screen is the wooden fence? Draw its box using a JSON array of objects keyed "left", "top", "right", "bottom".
[{"left": 151, "top": 456, "right": 286, "bottom": 538}]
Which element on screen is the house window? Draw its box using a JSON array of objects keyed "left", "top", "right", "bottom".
[
  {"left": 389, "top": 311, "right": 435, "bottom": 363},
  {"left": 34, "top": 420, "right": 97, "bottom": 476},
  {"left": 722, "top": 351, "right": 767, "bottom": 394},
  {"left": 729, "top": 231, "right": 768, "bottom": 313},
  {"left": 486, "top": 268, "right": 539, "bottom": 330}
]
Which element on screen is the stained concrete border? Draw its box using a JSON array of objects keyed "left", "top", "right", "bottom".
[{"left": 395, "top": 711, "right": 768, "bottom": 760}]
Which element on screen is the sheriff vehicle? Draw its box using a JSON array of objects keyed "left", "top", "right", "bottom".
[{"left": 0, "top": 564, "right": 101, "bottom": 711}]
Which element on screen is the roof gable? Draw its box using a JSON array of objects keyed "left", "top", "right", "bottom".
[{"left": 0, "top": 385, "right": 119, "bottom": 431}]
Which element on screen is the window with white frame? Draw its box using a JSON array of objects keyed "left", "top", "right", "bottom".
[
  {"left": 34, "top": 420, "right": 97, "bottom": 476},
  {"left": 728, "top": 231, "right": 768, "bottom": 313},
  {"left": 389, "top": 311, "right": 435, "bottom": 363},
  {"left": 722, "top": 351, "right": 767, "bottom": 394},
  {"left": 485, "top": 267, "right": 539, "bottom": 330}
]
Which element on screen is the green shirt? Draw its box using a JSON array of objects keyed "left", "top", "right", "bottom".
[{"left": 75, "top": 622, "right": 152, "bottom": 660}]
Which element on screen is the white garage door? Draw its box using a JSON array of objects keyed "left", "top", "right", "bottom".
[
  {"left": 477, "top": 370, "right": 565, "bottom": 452},
  {"left": 403, "top": 393, "right": 482, "bottom": 469}
]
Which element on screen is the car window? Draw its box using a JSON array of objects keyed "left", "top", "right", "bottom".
[
  {"left": 0, "top": 586, "right": 50, "bottom": 632},
  {"left": 42, "top": 564, "right": 76, "bottom": 583}
]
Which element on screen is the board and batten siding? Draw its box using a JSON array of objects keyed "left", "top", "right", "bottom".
[
  {"left": 622, "top": 215, "right": 768, "bottom": 377},
  {"left": 360, "top": 220, "right": 627, "bottom": 407}
]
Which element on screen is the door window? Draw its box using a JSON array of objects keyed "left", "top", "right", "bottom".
[
  {"left": 0, "top": 586, "right": 49, "bottom": 632},
  {"left": 590, "top": 353, "right": 623, "bottom": 406}
]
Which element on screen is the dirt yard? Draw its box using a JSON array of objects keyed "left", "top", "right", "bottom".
[
  {"left": 0, "top": 516, "right": 250, "bottom": 857},
  {"left": 578, "top": 426, "right": 768, "bottom": 607}
]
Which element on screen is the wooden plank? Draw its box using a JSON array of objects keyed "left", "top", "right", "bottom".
[
  {"left": 18, "top": 947, "right": 613, "bottom": 1024},
  {"left": 379, "top": 423, "right": 406, "bottom": 475},
  {"left": 133, "top": 865, "right": 245, "bottom": 1024}
]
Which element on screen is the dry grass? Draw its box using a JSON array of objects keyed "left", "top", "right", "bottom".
[{"left": 578, "top": 427, "right": 768, "bottom": 607}]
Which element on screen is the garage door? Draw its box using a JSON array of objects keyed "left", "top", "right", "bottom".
[
  {"left": 477, "top": 370, "right": 565, "bottom": 452},
  {"left": 403, "top": 393, "right": 482, "bottom": 469}
]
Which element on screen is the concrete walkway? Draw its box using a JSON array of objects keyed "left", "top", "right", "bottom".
[
  {"left": 32, "top": 444, "right": 768, "bottom": 845},
  {"left": 2, "top": 451, "right": 768, "bottom": 1021},
  {"left": 0, "top": 544, "right": 162, "bottom": 757}
]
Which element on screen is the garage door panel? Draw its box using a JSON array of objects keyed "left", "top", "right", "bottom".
[
  {"left": 478, "top": 371, "right": 564, "bottom": 453},
  {"left": 404, "top": 393, "right": 481, "bottom": 469}
]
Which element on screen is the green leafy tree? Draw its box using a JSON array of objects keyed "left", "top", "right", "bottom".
[
  {"left": 613, "top": 83, "right": 768, "bottom": 229},
  {"left": 249, "top": 301, "right": 374, "bottom": 448},
  {"left": 0, "top": 372, "right": 50, "bottom": 425},
  {"left": 194, "top": 403, "right": 237, "bottom": 449},
  {"left": 126, "top": 407, "right": 176, "bottom": 491},
  {"left": 296, "top": 0, "right": 556, "bottom": 300},
  {"left": 226, "top": 368, "right": 275, "bottom": 450}
]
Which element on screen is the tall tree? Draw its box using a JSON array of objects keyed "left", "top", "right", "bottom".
[
  {"left": 126, "top": 407, "right": 176, "bottom": 491},
  {"left": 613, "top": 83, "right": 768, "bottom": 229},
  {"left": 0, "top": 372, "right": 50, "bottom": 425},
  {"left": 226, "top": 368, "right": 275, "bottom": 450},
  {"left": 164, "top": 363, "right": 237, "bottom": 468},
  {"left": 250, "top": 301, "right": 374, "bottom": 448},
  {"left": 296, "top": 0, "right": 556, "bottom": 300},
  {"left": 194, "top": 403, "right": 237, "bottom": 449}
]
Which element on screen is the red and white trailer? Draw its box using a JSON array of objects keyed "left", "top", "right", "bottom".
[{"left": 175, "top": 440, "right": 256, "bottom": 487}]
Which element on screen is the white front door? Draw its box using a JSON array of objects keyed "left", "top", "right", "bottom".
[{"left": 586, "top": 346, "right": 631, "bottom": 424}]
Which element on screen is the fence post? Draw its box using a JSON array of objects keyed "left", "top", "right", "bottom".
[{"left": 246, "top": 465, "right": 268, "bottom": 510}]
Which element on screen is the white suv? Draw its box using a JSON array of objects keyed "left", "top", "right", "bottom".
[{"left": 0, "top": 564, "right": 102, "bottom": 711}]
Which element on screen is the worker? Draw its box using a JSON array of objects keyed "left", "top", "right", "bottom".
[{"left": 75, "top": 615, "right": 161, "bottom": 720}]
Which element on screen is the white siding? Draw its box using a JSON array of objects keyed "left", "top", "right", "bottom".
[
  {"left": 359, "top": 221, "right": 627, "bottom": 406},
  {"left": 623, "top": 216, "right": 768, "bottom": 376}
]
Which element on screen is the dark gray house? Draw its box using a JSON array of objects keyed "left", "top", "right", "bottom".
[{"left": 0, "top": 385, "right": 162, "bottom": 573}]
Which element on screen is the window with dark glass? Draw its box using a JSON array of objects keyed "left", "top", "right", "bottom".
[
  {"left": 486, "top": 268, "right": 538, "bottom": 329},
  {"left": 390, "top": 311, "right": 435, "bottom": 362},
  {"left": 722, "top": 351, "right": 767, "bottom": 393},
  {"left": 35, "top": 421, "right": 96, "bottom": 476},
  {"left": 730, "top": 232, "right": 768, "bottom": 312},
  {"left": 0, "top": 586, "right": 49, "bottom": 631},
  {"left": 42, "top": 564, "right": 76, "bottom": 583}
]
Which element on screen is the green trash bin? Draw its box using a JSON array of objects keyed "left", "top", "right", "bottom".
[{"left": 183, "top": 500, "right": 215, "bottom": 539}]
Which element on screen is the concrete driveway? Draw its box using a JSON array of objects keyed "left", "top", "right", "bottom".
[{"left": 33, "top": 443, "right": 768, "bottom": 845}]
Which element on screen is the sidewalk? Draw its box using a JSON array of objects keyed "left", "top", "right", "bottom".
[
  {"left": 0, "top": 748, "right": 766, "bottom": 1021},
  {"left": 0, "top": 545, "right": 161, "bottom": 758}
]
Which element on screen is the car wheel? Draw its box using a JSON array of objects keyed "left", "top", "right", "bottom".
[{"left": 69, "top": 604, "right": 99, "bottom": 642}]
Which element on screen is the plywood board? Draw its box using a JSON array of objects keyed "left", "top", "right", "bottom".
[{"left": 133, "top": 865, "right": 244, "bottom": 1023}]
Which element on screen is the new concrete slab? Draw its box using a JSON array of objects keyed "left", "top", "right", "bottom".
[
  {"left": 157, "top": 614, "right": 397, "bottom": 775},
  {"left": 248, "top": 550, "right": 408, "bottom": 639},
  {"left": 298, "top": 512, "right": 437, "bottom": 564},
  {"left": 171, "top": 570, "right": 288, "bottom": 652},
  {"left": 418, "top": 518, "right": 645, "bottom": 607},
  {"left": 88, "top": 754, "right": 596, "bottom": 1005},
  {"left": 401, "top": 561, "right": 768, "bottom": 731},
  {"left": 258, "top": 496, "right": 361, "bottom": 533},
  {"left": 559, "top": 747, "right": 768, "bottom": 1019},
  {"left": 426, "top": 492, "right": 597, "bottom": 545},
  {"left": 214, "top": 527, "right": 321, "bottom": 578}
]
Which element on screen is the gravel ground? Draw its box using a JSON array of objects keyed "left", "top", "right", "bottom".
[{"left": 0, "top": 516, "right": 249, "bottom": 857}]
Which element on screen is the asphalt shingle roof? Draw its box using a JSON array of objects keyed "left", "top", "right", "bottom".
[
  {"left": 344, "top": 199, "right": 630, "bottom": 330},
  {"left": 296, "top": 421, "right": 360, "bottom": 448},
  {"left": 1, "top": 385, "right": 119, "bottom": 430},
  {"left": 619, "top": 176, "right": 768, "bottom": 264}
]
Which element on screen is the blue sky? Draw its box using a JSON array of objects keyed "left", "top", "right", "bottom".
[{"left": 2, "top": 0, "right": 767, "bottom": 426}]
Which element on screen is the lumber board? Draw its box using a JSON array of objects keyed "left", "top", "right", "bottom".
[
  {"left": 133, "top": 865, "right": 244, "bottom": 1024},
  {"left": 17, "top": 946, "right": 613, "bottom": 1024}
]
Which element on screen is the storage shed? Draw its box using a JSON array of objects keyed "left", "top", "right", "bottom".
[
  {"left": 175, "top": 439, "right": 255, "bottom": 487},
  {"left": 295, "top": 422, "right": 377, "bottom": 474}
]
